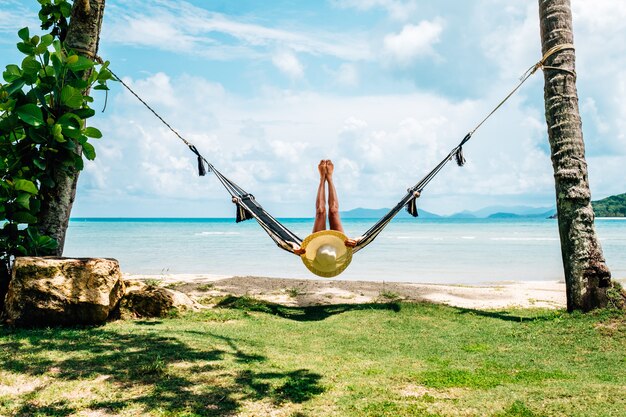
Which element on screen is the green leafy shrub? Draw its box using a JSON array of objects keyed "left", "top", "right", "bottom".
[{"left": 0, "top": 1, "right": 113, "bottom": 278}]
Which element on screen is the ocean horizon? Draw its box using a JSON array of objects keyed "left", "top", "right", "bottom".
[{"left": 65, "top": 217, "right": 626, "bottom": 284}]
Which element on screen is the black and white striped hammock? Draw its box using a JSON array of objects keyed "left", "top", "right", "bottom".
[
  {"left": 187, "top": 133, "right": 470, "bottom": 255},
  {"left": 108, "top": 42, "right": 570, "bottom": 259}
]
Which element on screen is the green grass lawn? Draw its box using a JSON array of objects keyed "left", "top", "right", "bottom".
[{"left": 1, "top": 299, "right": 625, "bottom": 417}]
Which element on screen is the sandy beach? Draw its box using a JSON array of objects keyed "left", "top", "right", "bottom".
[{"left": 125, "top": 273, "right": 586, "bottom": 310}]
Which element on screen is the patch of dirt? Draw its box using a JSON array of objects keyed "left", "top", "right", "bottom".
[{"left": 128, "top": 275, "right": 567, "bottom": 310}]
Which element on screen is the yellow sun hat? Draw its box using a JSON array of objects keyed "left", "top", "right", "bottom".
[{"left": 300, "top": 230, "right": 353, "bottom": 278}]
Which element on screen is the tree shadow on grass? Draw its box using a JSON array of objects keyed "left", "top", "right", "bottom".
[
  {"left": 453, "top": 307, "right": 561, "bottom": 323},
  {"left": 215, "top": 295, "right": 401, "bottom": 321},
  {"left": 0, "top": 325, "right": 324, "bottom": 416}
]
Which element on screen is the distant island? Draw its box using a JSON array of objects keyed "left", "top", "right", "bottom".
[
  {"left": 592, "top": 193, "right": 626, "bottom": 217},
  {"left": 340, "top": 207, "right": 440, "bottom": 219},
  {"left": 341, "top": 205, "right": 555, "bottom": 219},
  {"left": 342, "top": 192, "right": 626, "bottom": 219}
]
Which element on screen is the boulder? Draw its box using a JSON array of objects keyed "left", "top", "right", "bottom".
[
  {"left": 5, "top": 257, "right": 125, "bottom": 326},
  {"left": 120, "top": 281, "right": 199, "bottom": 318}
]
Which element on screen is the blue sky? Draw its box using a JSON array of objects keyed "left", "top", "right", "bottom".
[{"left": 1, "top": 0, "right": 625, "bottom": 217}]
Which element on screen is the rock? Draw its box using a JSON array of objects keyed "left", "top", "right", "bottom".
[
  {"left": 5, "top": 257, "right": 125, "bottom": 326},
  {"left": 119, "top": 282, "right": 199, "bottom": 318}
]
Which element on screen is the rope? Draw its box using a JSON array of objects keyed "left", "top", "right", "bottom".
[
  {"left": 104, "top": 68, "right": 194, "bottom": 149},
  {"left": 90, "top": 44, "right": 576, "bottom": 179},
  {"left": 467, "top": 43, "right": 575, "bottom": 137},
  {"left": 86, "top": 45, "right": 577, "bottom": 256},
  {"left": 353, "top": 44, "right": 576, "bottom": 252}
]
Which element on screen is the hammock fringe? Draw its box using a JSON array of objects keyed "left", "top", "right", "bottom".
[
  {"left": 405, "top": 197, "right": 419, "bottom": 217},
  {"left": 197, "top": 156, "right": 207, "bottom": 176},
  {"left": 454, "top": 146, "right": 466, "bottom": 166},
  {"left": 235, "top": 202, "right": 254, "bottom": 223}
]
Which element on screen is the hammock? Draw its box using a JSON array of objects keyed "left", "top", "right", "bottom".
[
  {"left": 104, "top": 43, "right": 573, "bottom": 258},
  {"left": 185, "top": 135, "right": 469, "bottom": 255}
]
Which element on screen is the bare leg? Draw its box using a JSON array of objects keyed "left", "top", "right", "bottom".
[
  {"left": 312, "top": 160, "right": 327, "bottom": 233},
  {"left": 326, "top": 160, "right": 345, "bottom": 233}
]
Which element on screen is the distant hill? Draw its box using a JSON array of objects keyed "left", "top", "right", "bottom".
[
  {"left": 487, "top": 209, "right": 555, "bottom": 219},
  {"left": 487, "top": 212, "right": 523, "bottom": 219},
  {"left": 342, "top": 195, "right": 626, "bottom": 219},
  {"left": 341, "top": 207, "right": 440, "bottom": 219},
  {"left": 469, "top": 205, "right": 555, "bottom": 218},
  {"left": 592, "top": 193, "right": 626, "bottom": 217},
  {"left": 545, "top": 193, "right": 626, "bottom": 218}
]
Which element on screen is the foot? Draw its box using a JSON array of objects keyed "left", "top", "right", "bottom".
[
  {"left": 325, "top": 159, "right": 334, "bottom": 179},
  {"left": 318, "top": 160, "right": 327, "bottom": 179}
]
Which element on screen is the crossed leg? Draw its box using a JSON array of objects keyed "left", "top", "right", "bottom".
[
  {"left": 326, "top": 160, "right": 345, "bottom": 233},
  {"left": 312, "top": 160, "right": 328, "bottom": 233},
  {"left": 312, "top": 160, "right": 345, "bottom": 234}
]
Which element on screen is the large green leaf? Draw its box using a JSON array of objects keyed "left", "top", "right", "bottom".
[
  {"left": 83, "top": 127, "right": 102, "bottom": 138},
  {"left": 36, "top": 235, "right": 58, "bottom": 251},
  {"left": 60, "top": 85, "right": 83, "bottom": 109},
  {"left": 4, "top": 79, "right": 25, "bottom": 95},
  {"left": 27, "top": 127, "right": 48, "bottom": 144},
  {"left": 21, "top": 56, "right": 41, "bottom": 76},
  {"left": 0, "top": 97, "right": 17, "bottom": 112},
  {"left": 82, "top": 142, "right": 96, "bottom": 160},
  {"left": 40, "top": 34, "right": 54, "bottom": 48},
  {"left": 67, "top": 55, "right": 94, "bottom": 72},
  {"left": 33, "top": 158, "right": 46, "bottom": 171},
  {"left": 16, "top": 42, "right": 34, "bottom": 55},
  {"left": 15, "top": 104, "right": 44, "bottom": 127},
  {"left": 13, "top": 179, "right": 38, "bottom": 195},
  {"left": 17, "top": 27, "right": 29, "bottom": 42},
  {"left": 59, "top": 1, "right": 71, "bottom": 17},
  {"left": 97, "top": 69, "right": 113, "bottom": 81},
  {"left": 50, "top": 53, "right": 62, "bottom": 77},
  {"left": 2, "top": 64, "right": 21, "bottom": 82},
  {"left": 15, "top": 192, "right": 31, "bottom": 210},
  {"left": 73, "top": 108, "right": 95, "bottom": 119},
  {"left": 56, "top": 113, "right": 82, "bottom": 139},
  {"left": 0, "top": 113, "right": 19, "bottom": 132},
  {"left": 12, "top": 211, "right": 38, "bottom": 224}
]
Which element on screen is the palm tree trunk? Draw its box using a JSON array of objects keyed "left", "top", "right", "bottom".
[
  {"left": 38, "top": 0, "right": 106, "bottom": 255},
  {"left": 538, "top": 0, "right": 612, "bottom": 311},
  {"left": 0, "top": 261, "right": 9, "bottom": 316}
]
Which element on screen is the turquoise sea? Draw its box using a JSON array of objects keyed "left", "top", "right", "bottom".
[{"left": 64, "top": 218, "right": 626, "bottom": 283}]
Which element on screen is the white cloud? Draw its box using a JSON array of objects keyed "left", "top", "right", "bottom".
[
  {"left": 479, "top": 1, "right": 539, "bottom": 79},
  {"left": 78, "top": 70, "right": 565, "bottom": 216},
  {"left": 0, "top": 1, "right": 38, "bottom": 36},
  {"left": 272, "top": 50, "right": 305, "bottom": 79},
  {"left": 110, "top": 15, "right": 205, "bottom": 54},
  {"left": 572, "top": 0, "right": 626, "bottom": 31},
  {"left": 335, "top": 63, "right": 359, "bottom": 87},
  {"left": 53, "top": 0, "right": 625, "bottom": 215},
  {"left": 331, "top": 0, "right": 418, "bottom": 21},
  {"left": 383, "top": 20, "right": 444, "bottom": 65},
  {"left": 104, "top": 0, "right": 371, "bottom": 61}
]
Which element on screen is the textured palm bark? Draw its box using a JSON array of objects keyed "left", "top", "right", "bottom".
[
  {"left": 539, "top": 0, "right": 611, "bottom": 311},
  {"left": 39, "top": 0, "right": 106, "bottom": 255}
]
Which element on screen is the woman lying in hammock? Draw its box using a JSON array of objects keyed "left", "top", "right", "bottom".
[
  {"left": 291, "top": 160, "right": 359, "bottom": 256},
  {"left": 293, "top": 159, "right": 420, "bottom": 277}
]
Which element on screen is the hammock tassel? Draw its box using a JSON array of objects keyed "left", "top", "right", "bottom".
[
  {"left": 197, "top": 156, "right": 207, "bottom": 176},
  {"left": 405, "top": 197, "right": 419, "bottom": 217},
  {"left": 454, "top": 146, "right": 466, "bottom": 166},
  {"left": 235, "top": 202, "right": 254, "bottom": 223}
]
